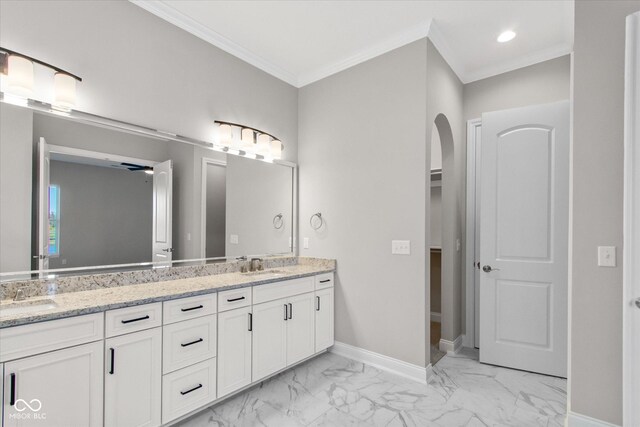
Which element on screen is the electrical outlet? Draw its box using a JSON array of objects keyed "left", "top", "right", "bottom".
[
  {"left": 391, "top": 240, "right": 411, "bottom": 255},
  {"left": 230, "top": 234, "right": 239, "bottom": 244},
  {"left": 597, "top": 246, "right": 616, "bottom": 267}
]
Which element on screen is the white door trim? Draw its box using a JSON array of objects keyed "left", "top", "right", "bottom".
[
  {"left": 48, "top": 144, "right": 157, "bottom": 168},
  {"left": 623, "top": 10, "right": 640, "bottom": 427},
  {"left": 200, "top": 157, "right": 227, "bottom": 258},
  {"left": 464, "top": 118, "right": 482, "bottom": 348}
]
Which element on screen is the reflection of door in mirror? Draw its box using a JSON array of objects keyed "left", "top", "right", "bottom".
[
  {"left": 203, "top": 160, "right": 227, "bottom": 259},
  {"left": 37, "top": 137, "right": 51, "bottom": 275},
  {"left": 152, "top": 160, "right": 173, "bottom": 266}
]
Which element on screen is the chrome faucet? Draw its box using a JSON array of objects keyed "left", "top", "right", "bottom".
[
  {"left": 14, "top": 287, "right": 28, "bottom": 302},
  {"left": 250, "top": 258, "right": 263, "bottom": 272}
]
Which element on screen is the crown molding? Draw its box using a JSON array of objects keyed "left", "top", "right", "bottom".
[
  {"left": 297, "top": 20, "right": 432, "bottom": 87},
  {"left": 427, "top": 20, "right": 467, "bottom": 83},
  {"left": 130, "top": 0, "right": 299, "bottom": 87},
  {"left": 462, "top": 42, "right": 573, "bottom": 84}
]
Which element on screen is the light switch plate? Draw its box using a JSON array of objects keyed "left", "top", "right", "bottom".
[
  {"left": 303, "top": 237, "right": 309, "bottom": 249},
  {"left": 230, "top": 234, "right": 239, "bottom": 244},
  {"left": 597, "top": 246, "right": 616, "bottom": 267},
  {"left": 392, "top": 240, "right": 411, "bottom": 255}
]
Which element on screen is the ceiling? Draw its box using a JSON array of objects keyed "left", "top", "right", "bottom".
[{"left": 132, "top": 0, "right": 574, "bottom": 87}]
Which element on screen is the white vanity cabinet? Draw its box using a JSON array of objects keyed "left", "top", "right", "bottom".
[
  {"left": 216, "top": 306, "right": 253, "bottom": 398},
  {"left": 104, "top": 327, "right": 162, "bottom": 427},
  {"left": 315, "top": 287, "right": 335, "bottom": 352},
  {"left": 3, "top": 341, "right": 104, "bottom": 427},
  {"left": 252, "top": 299, "right": 288, "bottom": 380},
  {"left": 285, "top": 292, "right": 316, "bottom": 365}
]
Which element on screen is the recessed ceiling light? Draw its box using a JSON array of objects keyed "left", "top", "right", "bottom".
[{"left": 497, "top": 30, "right": 517, "bottom": 43}]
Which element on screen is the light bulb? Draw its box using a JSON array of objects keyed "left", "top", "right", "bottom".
[
  {"left": 7, "top": 55, "right": 34, "bottom": 98},
  {"left": 53, "top": 72, "right": 77, "bottom": 110}
]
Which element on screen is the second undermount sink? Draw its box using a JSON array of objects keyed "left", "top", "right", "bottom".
[
  {"left": 241, "top": 269, "right": 287, "bottom": 279},
  {"left": 0, "top": 298, "right": 58, "bottom": 318}
]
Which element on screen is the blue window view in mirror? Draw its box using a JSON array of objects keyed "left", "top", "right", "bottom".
[{"left": 48, "top": 185, "right": 60, "bottom": 256}]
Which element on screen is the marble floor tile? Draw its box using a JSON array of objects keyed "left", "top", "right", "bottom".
[{"left": 178, "top": 349, "right": 566, "bottom": 427}]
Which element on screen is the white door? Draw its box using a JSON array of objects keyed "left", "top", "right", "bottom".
[
  {"left": 152, "top": 160, "right": 173, "bottom": 266},
  {"left": 315, "top": 288, "right": 334, "bottom": 352},
  {"left": 3, "top": 341, "right": 103, "bottom": 427},
  {"left": 252, "top": 299, "right": 287, "bottom": 380},
  {"left": 286, "top": 292, "right": 316, "bottom": 365},
  {"left": 217, "top": 306, "right": 252, "bottom": 398},
  {"left": 479, "top": 101, "right": 569, "bottom": 378},
  {"left": 37, "top": 137, "right": 50, "bottom": 273},
  {"left": 105, "top": 328, "right": 162, "bottom": 427}
]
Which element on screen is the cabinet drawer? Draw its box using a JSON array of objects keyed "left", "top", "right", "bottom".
[
  {"left": 163, "top": 294, "right": 217, "bottom": 325},
  {"left": 0, "top": 313, "right": 104, "bottom": 363},
  {"left": 162, "top": 358, "right": 217, "bottom": 424},
  {"left": 315, "top": 273, "right": 334, "bottom": 290},
  {"left": 163, "top": 315, "right": 217, "bottom": 374},
  {"left": 218, "top": 287, "right": 252, "bottom": 312},
  {"left": 253, "top": 277, "right": 314, "bottom": 305},
  {"left": 105, "top": 303, "right": 162, "bottom": 338}
]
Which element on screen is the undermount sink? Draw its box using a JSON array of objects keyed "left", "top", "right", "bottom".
[
  {"left": 241, "top": 269, "right": 287, "bottom": 278},
  {"left": 0, "top": 298, "right": 58, "bottom": 317}
]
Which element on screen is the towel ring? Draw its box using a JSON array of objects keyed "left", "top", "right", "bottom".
[
  {"left": 310, "top": 212, "right": 323, "bottom": 230},
  {"left": 273, "top": 213, "right": 284, "bottom": 229}
]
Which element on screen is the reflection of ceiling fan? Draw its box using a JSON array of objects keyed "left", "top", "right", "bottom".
[{"left": 118, "top": 162, "right": 154, "bottom": 174}]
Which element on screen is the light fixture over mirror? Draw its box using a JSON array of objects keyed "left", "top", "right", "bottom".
[
  {"left": 214, "top": 120, "right": 283, "bottom": 162},
  {"left": 0, "top": 46, "right": 81, "bottom": 110}
]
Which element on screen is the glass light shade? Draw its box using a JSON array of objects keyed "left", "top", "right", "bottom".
[
  {"left": 53, "top": 72, "right": 77, "bottom": 110},
  {"left": 7, "top": 55, "right": 34, "bottom": 98},
  {"left": 257, "top": 133, "right": 271, "bottom": 156},
  {"left": 270, "top": 140, "right": 282, "bottom": 159},
  {"left": 241, "top": 128, "right": 255, "bottom": 150},
  {"left": 218, "top": 123, "right": 232, "bottom": 147}
]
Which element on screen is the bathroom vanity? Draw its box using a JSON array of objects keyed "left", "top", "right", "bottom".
[{"left": 0, "top": 260, "right": 335, "bottom": 426}]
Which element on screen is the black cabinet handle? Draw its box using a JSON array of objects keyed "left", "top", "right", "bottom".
[
  {"left": 227, "top": 296, "right": 245, "bottom": 302},
  {"left": 121, "top": 315, "right": 150, "bottom": 324},
  {"left": 284, "top": 304, "right": 288, "bottom": 321},
  {"left": 180, "top": 383, "right": 203, "bottom": 395},
  {"left": 109, "top": 348, "right": 115, "bottom": 374},
  {"left": 181, "top": 338, "right": 204, "bottom": 347},
  {"left": 9, "top": 373, "right": 16, "bottom": 406},
  {"left": 316, "top": 296, "right": 320, "bottom": 311},
  {"left": 181, "top": 305, "right": 204, "bottom": 312},
  {"left": 320, "top": 279, "right": 331, "bottom": 283},
  {"left": 288, "top": 303, "right": 293, "bottom": 319},
  {"left": 248, "top": 312, "right": 253, "bottom": 331}
]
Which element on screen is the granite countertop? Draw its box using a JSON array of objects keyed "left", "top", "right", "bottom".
[{"left": 0, "top": 263, "right": 335, "bottom": 328}]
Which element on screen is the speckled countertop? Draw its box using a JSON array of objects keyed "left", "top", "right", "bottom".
[{"left": 0, "top": 260, "right": 335, "bottom": 328}]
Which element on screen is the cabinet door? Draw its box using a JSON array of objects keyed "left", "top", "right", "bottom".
[
  {"left": 315, "top": 287, "right": 335, "bottom": 352},
  {"left": 286, "top": 292, "right": 316, "bottom": 365},
  {"left": 217, "top": 306, "right": 252, "bottom": 398},
  {"left": 252, "top": 299, "right": 287, "bottom": 381},
  {"left": 3, "top": 341, "right": 103, "bottom": 427},
  {"left": 105, "top": 328, "right": 162, "bottom": 427}
]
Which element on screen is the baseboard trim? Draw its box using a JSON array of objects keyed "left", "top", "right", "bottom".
[
  {"left": 439, "top": 335, "right": 463, "bottom": 354},
  {"left": 330, "top": 341, "right": 431, "bottom": 384},
  {"left": 430, "top": 312, "right": 442, "bottom": 322},
  {"left": 566, "top": 411, "right": 621, "bottom": 427}
]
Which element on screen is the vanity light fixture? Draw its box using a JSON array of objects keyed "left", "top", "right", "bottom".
[
  {"left": 214, "top": 120, "right": 283, "bottom": 162},
  {"left": 0, "top": 46, "right": 82, "bottom": 110},
  {"left": 497, "top": 30, "right": 517, "bottom": 43}
]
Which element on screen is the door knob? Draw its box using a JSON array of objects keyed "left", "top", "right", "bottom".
[
  {"left": 635, "top": 298, "right": 640, "bottom": 309},
  {"left": 482, "top": 265, "right": 500, "bottom": 273}
]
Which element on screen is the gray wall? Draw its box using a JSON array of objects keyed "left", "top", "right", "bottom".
[
  {"left": 225, "top": 156, "right": 293, "bottom": 257},
  {"left": 0, "top": 0, "right": 298, "bottom": 163},
  {"left": 464, "top": 55, "right": 571, "bottom": 121},
  {"left": 205, "top": 163, "right": 227, "bottom": 258},
  {"left": 299, "top": 39, "right": 429, "bottom": 366},
  {"left": 0, "top": 104, "right": 33, "bottom": 274},
  {"left": 571, "top": 1, "right": 640, "bottom": 424},
  {"left": 49, "top": 161, "right": 152, "bottom": 268}
]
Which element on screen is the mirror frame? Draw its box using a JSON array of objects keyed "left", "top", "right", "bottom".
[{"left": 0, "top": 94, "right": 298, "bottom": 281}]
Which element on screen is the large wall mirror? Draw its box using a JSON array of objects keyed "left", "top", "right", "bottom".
[{"left": 0, "top": 101, "right": 296, "bottom": 281}]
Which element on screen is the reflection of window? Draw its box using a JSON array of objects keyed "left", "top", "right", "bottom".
[{"left": 48, "top": 185, "right": 60, "bottom": 256}]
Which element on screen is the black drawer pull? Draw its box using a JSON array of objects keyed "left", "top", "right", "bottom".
[
  {"left": 180, "top": 383, "right": 203, "bottom": 395},
  {"left": 121, "top": 315, "right": 150, "bottom": 324},
  {"left": 248, "top": 312, "right": 253, "bottom": 331},
  {"left": 9, "top": 373, "right": 16, "bottom": 406},
  {"left": 284, "top": 304, "right": 288, "bottom": 321},
  {"left": 181, "top": 305, "right": 204, "bottom": 312},
  {"left": 109, "top": 348, "right": 115, "bottom": 374},
  {"left": 288, "top": 303, "right": 292, "bottom": 320},
  {"left": 181, "top": 338, "right": 204, "bottom": 347},
  {"left": 316, "top": 296, "right": 320, "bottom": 311},
  {"left": 227, "top": 296, "right": 245, "bottom": 302},
  {"left": 320, "top": 279, "right": 331, "bottom": 283}
]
